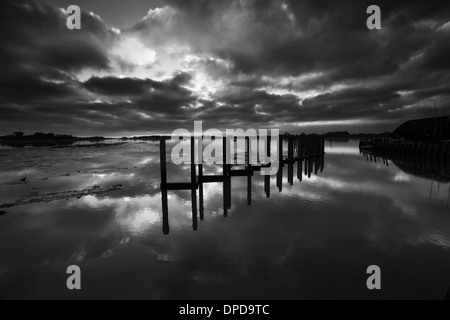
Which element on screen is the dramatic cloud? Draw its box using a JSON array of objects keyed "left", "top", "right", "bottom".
[{"left": 0, "top": 0, "right": 449, "bottom": 135}]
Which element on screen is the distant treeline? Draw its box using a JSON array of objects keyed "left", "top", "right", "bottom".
[
  {"left": 119, "top": 136, "right": 171, "bottom": 141},
  {"left": 0, "top": 132, "right": 105, "bottom": 147},
  {"left": 0, "top": 131, "right": 394, "bottom": 147},
  {"left": 324, "top": 131, "right": 392, "bottom": 139}
]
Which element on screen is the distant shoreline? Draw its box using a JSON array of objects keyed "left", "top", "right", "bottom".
[
  {"left": 0, "top": 132, "right": 174, "bottom": 147},
  {"left": 0, "top": 131, "right": 392, "bottom": 148}
]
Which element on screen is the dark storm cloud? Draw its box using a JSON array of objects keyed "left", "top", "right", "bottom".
[
  {"left": 83, "top": 75, "right": 196, "bottom": 114},
  {"left": 83, "top": 77, "right": 159, "bottom": 96},
  {"left": 131, "top": 0, "right": 449, "bottom": 130},
  {"left": 0, "top": 72, "right": 198, "bottom": 135},
  {"left": 0, "top": 1, "right": 112, "bottom": 72},
  {"left": 209, "top": 0, "right": 448, "bottom": 80},
  {"left": 1, "top": 0, "right": 450, "bottom": 135},
  {"left": 0, "top": 0, "right": 115, "bottom": 108}
]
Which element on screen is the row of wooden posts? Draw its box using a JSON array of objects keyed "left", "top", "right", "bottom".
[
  {"left": 360, "top": 148, "right": 450, "bottom": 183},
  {"left": 160, "top": 135, "right": 325, "bottom": 234},
  {"left": 360, "top": 149, "right": 450, "bottom": 207},
  {"left": 360, "top": 139, "right": 450, "bottom": 160}
]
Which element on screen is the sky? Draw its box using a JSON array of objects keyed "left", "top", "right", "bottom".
[{"left": 0, "top": 0, "right": 449, "bottom": 136}]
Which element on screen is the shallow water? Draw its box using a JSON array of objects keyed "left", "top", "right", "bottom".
[{"left": 0, "top": 140, "right": 449, "bottom": 300}]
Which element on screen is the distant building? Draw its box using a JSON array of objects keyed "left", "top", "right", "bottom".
[{"left": 394, "top": 116, "right": 450, "bottom": 141}]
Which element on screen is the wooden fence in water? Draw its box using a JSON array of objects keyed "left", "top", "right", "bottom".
[{"left": 159, "top": 135, "right": 325, "bottom": 234}]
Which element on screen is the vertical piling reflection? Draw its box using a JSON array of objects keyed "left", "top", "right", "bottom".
[
  {"left": 160, "top": 135, "right": 326, "bottom": 234},
  {"left": 264, "top": 175, "right": 271, "bottom": 198},
  {"left": 288, "top": 137, "right": 294, "bottom": 186},
  {"left": 246, "top": 137, "right": 252, "bottom": 206},
  {"left": 361, "top": 147, "right": 450, "bottom": 206},
  {"left": 199, "top": 161, "right": 204, "bottom": 221}
]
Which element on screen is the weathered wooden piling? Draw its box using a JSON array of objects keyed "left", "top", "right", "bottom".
[
  {"left": 199, "top": 139, "right": 204, "bottom": 221},
  {"left": 288, "top": 137, "right": 294, "bottom": 186},
  {"left": 360, "top": 138, "right": 450, "bottom": 160},
  {"left": 264, "top": 175, "right": 271, "bottom": 198},
  {"left": 160, "top": 140, "right": 169, "bottom": 235},
  {"left": 191, "top": 137, "right": 198, "bottom": 231}
]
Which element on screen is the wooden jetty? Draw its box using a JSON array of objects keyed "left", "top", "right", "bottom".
[
  {"left": 361, "top": 148, "right": 450, "bottom": 208},
  {"left": 360, "top": 148, "right": 450, "bottom": 184},
  {"left": 160, "top": 134, "right": 326, "bottom": 234},
  {"left": 360, "top": 138, "right": 450, "bottom": 160}
]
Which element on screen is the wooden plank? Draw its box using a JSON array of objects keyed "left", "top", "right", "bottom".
[
  {"left": 200, "top": 176, "right": 227, "bottom": 183},
  {"left": 229, "top": 170, "right": 253, "bottom": 177},
  {"left": 249, "top": 164, "right": 271, "bottom": 171},
  {"left": 163, "top": 183, "right": 198, "bottom": 190}
]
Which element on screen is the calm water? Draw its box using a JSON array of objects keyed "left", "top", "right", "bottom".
[{"left": 0, "top": 140, "right": 449, "bottom": 300}]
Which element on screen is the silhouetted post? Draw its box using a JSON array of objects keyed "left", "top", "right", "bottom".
[
  {"left": 221, "top": 137, "right": 228, "bottom": 217},
  {"left": 191, "top": 137, "right": 198, "bottom": 230},
  {"left": 223, "top": 137, "right": 229, "bottom": 176},
  {"left": 160, "top": 140, "right": 169, "bottom": 235},
  {"left": 199, "top": 167, "right": 204, "bottom": 221},
  {"left": 320, "top": 154, "right": 325, "bottom": 172},
  {"left": 264, "top": 175, "right": 270, "bottom": 198},
  {"left": 297, "top": 137, "right": 303, "bottom": 181},
  {"left": 192, "top": 188, "right": 198, "bottom": 231},
  {"left": 314, "top": 156, "right": 319, "bottom": 175},
  {"left": 308, "top": 157, "right": 313, "bottom": 178},
  {"left": 246, "top": 137, "right": 252, "bottom": 205},
  {"left": 226, "top": 177, "right": 232, "bottom": 209},
  {"left": 162, "top": 189, "right": 169, "bottom": 235},
  {"left": 297, "top": 159, "right": 303, "bottom": 181},
  {"left": 288, "top": 137, "right": 294, "bottom": 159},
  {"left": 304, "top": 157, "right": 308, "bottom": 176},
  {"left": 191, "top": 137, "right": 196, "bottom": 183},
  {"left": 277, "top": 163, "right": 283, "bottom": 192},
  {"left": 304, "top": 138, "right": 309, "bottom": 158},
  {"left": 160, "top": 139, "right": 167, "bottom": 189},
  {"left": 279, "top": 136, "right": 283, "bottom": 165},
  {"left": 197, "top": 136, "right": 204, "bottom": 220},
  {"left": 290, "top": 137, "right": 295, "bottom": 185}
]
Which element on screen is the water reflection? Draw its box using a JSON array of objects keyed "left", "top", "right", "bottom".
[
  {"left": 360, "top": 149, "right": 450, "bottom": 183},
  {"left": 361, "top": 148, "right": 450, "bottom": 207},
  {"left": 2, "top": 140, "right": 450, "bottom": 299}
]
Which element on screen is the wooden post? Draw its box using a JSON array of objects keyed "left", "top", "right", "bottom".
[
  {"left": 246, "top": 137, "right": 252, "bottom": 205},
  {"left": 162, "top": 189, "right": 169, "bottom": 235},
  {"left": 191, "top": 137, "right": 196, "bottom": 183},
  {"left": 297, "top": 137, "right": 303, "bottom": 181},
  {"left": 298, "top": 137, "right": 302, "bottom": 159},
  {"left": 191, "top": 137, "right": 198, "bottom": 231},
  {"left": 265, "top": 175, "right": 270, "bottom": 198},
  {"left": 279, "top": 136, "right": 283, "bottom": 165},
  {"left": 223, "top": 137, "right": 229, "bottom": 217},
  {"left": 277, "top": 163, "right": 283, "bottom": 192},
  {"left": 160, "top": 140, "right": 169, "bottom": 235},
  {"left": 160, "top": 139, "right": 167, "bottom": 188},
  {"left": 288, "top": 137, "right": 294, "bottom": 186},
  {"left": 199, "top": 139, "right": 204, "bottom": 221}
]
